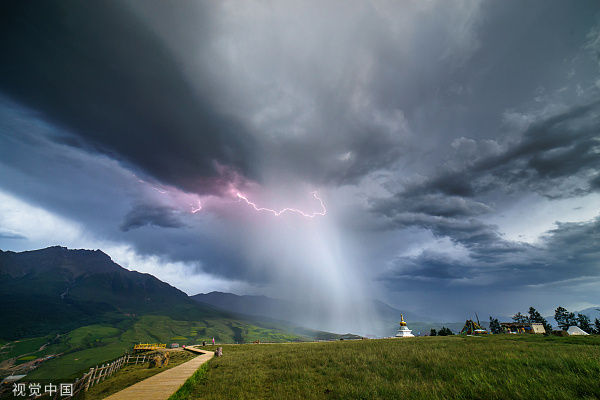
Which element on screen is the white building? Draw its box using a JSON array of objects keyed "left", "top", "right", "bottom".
[{"left": 395, "top": 314, "right": 415, "bottom": 338}]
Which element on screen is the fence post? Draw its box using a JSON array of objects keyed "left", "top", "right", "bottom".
[
  {"left": 84, "top": 367, "right": 94, "bottom": 391},
  {"left": 92, "top": 365, "right": 99, "bottom": 387},
  {"left": 95, "top": 364, "right": 104, "bottom": 386}
]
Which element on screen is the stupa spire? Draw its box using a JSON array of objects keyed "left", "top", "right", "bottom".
[{"left": 395, "top": 313, "right": 414, "bottom": 338}]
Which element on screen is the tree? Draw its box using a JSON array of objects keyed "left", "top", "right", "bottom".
[
  {"left": 489, "top": 317, "right": 503, "bottom": 334},
  {"left": 577, "top": 314, "right": 592, "bottom": 334},
  {"left": 528, "top": 306, "right": 552, "bottom": 333},
  {"left": 555, "top": 307, "right": 569, "bottom": 331},
  {"left": 594, "top": 318, "right": 600, "bottom": 335},
  {"left": 512, "top": 312, "right": 528, "bottom": 323},
  {"left": 438, "top": 327, "right": 454, "bottom": 336},
  {"left": 430, "top": 328, "right": 437, "bottom": 336},
  {"left": 566, "top": 312, "right": 577, "bottom": 329}
]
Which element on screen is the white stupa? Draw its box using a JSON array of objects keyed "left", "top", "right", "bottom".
[{"left": 395, "top": 314, "right": 415, "bottom": 338}]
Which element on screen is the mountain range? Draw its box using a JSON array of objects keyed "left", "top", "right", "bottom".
[{"left": 5, "top": 246, "right": 593, "bottom": 341}]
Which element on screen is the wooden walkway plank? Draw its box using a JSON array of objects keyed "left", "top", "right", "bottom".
[{"left": 103, "top": 348, "right": 213, "bottom": 400}]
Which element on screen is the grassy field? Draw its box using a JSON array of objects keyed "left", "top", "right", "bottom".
[
  {"left": 171, "top": 335, "right": 600, "bottom": 399},
  {"left": 4, "top": 314, "right": 310, "bottom": 381},
  {"left": 0, "top": 335, "right": 54, "bottom": 362}
]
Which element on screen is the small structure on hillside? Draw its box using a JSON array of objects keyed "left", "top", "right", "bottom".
[
  {"left": 395, "top": 314, "right": 415, "bottom": 338},
  {"left": 460, "top": 318, "right": 488, "bottom": 335},
  {"left": 501, "top": 322, "right": 546, "bottom": 334},
  {"left": 171, "top": 343, "right": 179, "bottom": 348}
]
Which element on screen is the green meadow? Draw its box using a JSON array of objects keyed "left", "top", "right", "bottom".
[
  {"left": 3, "top": 315, "right": 310, "bottom": 381},
  {"left": 0, "top": 336, "right": 55, "bottom": 362},
  {"left": 171, "top": 335, "right": 600, "bottom": 400}
]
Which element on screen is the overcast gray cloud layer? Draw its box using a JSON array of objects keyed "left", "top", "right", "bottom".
[{"left": 1, "top": 0, "right": 599, "bottom": 332}]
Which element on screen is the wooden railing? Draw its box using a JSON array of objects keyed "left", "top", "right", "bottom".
[{"left": 48, "top": 353, "right": 151, "bottom": 399}]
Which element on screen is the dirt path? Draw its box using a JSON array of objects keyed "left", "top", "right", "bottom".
[{"left": 103, "top": 347, "right": 212, "bottom": 400}]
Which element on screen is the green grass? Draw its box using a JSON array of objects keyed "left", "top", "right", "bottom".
[
  {"left": 170, "top": 335, "right": 600, "bottom": 399},
  {"left": 25, "top": 339, "right": 134, "bottom": 380},
  {"left": 84, "top": 350, "right": 197, "bottom": 400},
  {"left": 67, "top": 325, "right": 121, "bottom": 349},
  {"left": 14, "top": 315, "right": 309, "bottom": 381},
  {"left": 0, "top": 336, "right": 52, "bottom": 362},
  {"left": 168, "top": 361, "right": 210, "bottom": 400}
]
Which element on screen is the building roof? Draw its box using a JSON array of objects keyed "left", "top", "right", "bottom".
[{"left": 567, "top": 326, "right": 590, "bottom": 335}]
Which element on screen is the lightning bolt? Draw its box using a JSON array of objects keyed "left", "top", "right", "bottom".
[
  {"left": 191, "top": 201, "right": 202, "bottom": 213},
  {"left": 134, "top": 173, "right": 324, "bottom": 218},
  {"left": 236, "top": 191, "right": 326, "bottom": 217}
]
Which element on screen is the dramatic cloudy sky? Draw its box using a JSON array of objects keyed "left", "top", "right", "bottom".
[{"left": 1, "top": 0, "right": 600, "bottom": 334}]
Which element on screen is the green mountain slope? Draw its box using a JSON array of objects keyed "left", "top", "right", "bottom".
[{"left": 0, "top": 246, "right": 224, "bottom": 339}]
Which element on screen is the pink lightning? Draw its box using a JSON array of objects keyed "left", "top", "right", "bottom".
[
  {"left": 236, "top": 191, "right": 326, "bottom": 217},
  {"left": 191, "top": 201, "right": 202, "bottom": 213},
  {"left": 134, "top": 173, "right": 325, "bottom": 218}
]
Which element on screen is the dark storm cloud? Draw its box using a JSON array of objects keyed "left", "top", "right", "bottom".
[
  {"left": 439, "top": 100, "right": 598, "bottom": 199},
  {"left": 385, "top": 251, "right": 465, "bottom": 281},
  {"left": 380, "top": 212, "right": 503, "bottom": 253},
  {"left": 115, "top": 217, "right": 269, "bottom": 284},
  {"left": 120, "top": 204, "right": 185, "bottom": 232},
  {"left": 541, "top": 216, "right": 600, "bottom": 278},
  {"left": 373, "top": 99, "right": 600, "bottom": 219},
  {"left": 0, "top": 1, "right": 257, "bottom": 195},
  {"left": 374, "top": 194, "right": 492, "bottom": 219},
  {"left": 371, "top": 92, "right": 600, "bottom": 299},
  {"left": 479, "top": 101, "right": 600, "bottom": 192},
  {"left": 269, "top": 116, "right": 408, "bottom": 186},
  {"left": 381, "top": 214, "right": 600, "bottom": 295}
]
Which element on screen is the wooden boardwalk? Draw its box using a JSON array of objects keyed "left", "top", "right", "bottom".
[{"left": 103, "top": 347, "right": 212, "bottom": 400}]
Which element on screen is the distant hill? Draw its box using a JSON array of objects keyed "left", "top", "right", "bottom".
[
  {"left": 191, "top": 291, "right": 450, "bottom": 337},
  {"left": 545, "top": 306, "right": 600, "bottom": 329},
  {"left": 191, "top": 292, "right": 300, "bottom": 323},
  {"left": 576, "top": 307, "right": 600, "bottom": 320}
]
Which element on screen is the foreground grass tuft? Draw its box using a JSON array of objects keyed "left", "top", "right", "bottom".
[{"left": 172, "top": 336, "right": 600, "bottom": 399}]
